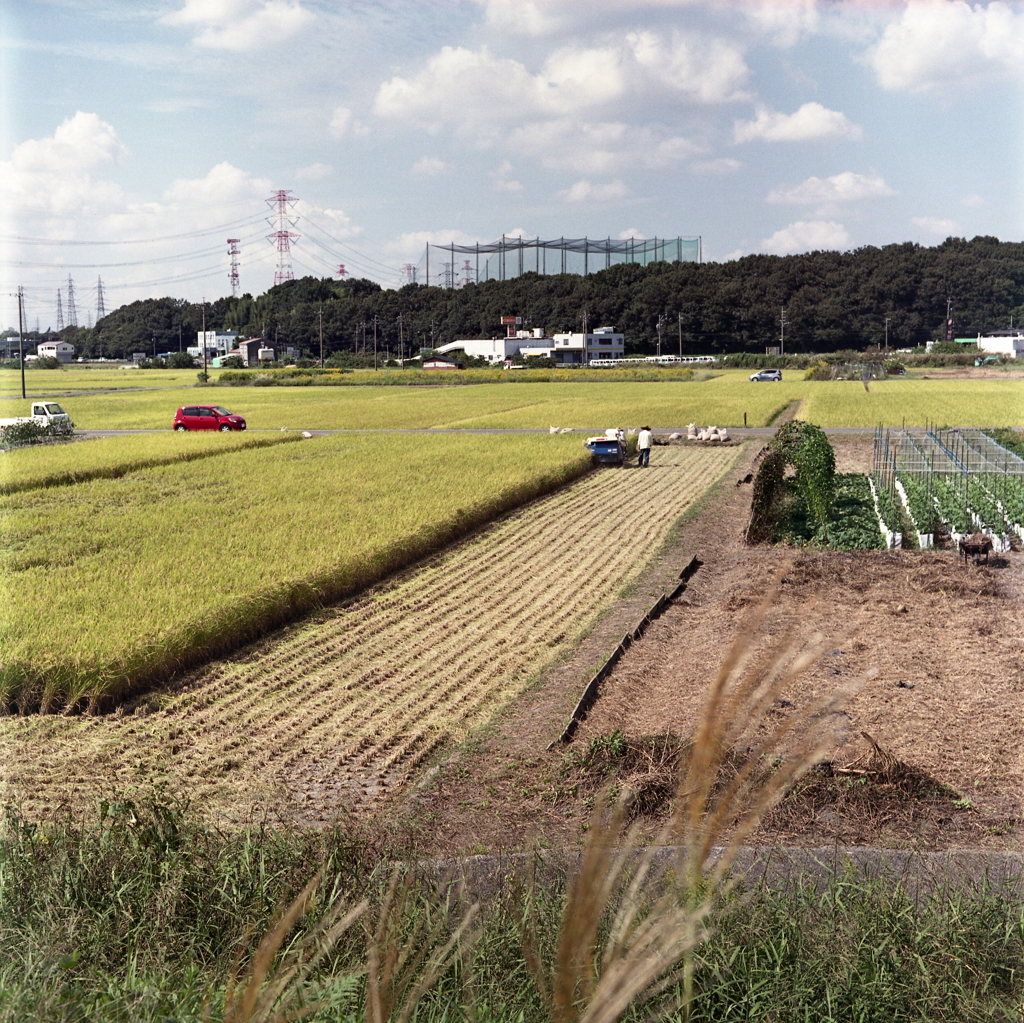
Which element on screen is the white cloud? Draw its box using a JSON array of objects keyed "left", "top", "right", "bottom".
[
  {"left": 618, "top": 228, "right": 643, "bottom": 240},
  {"left": 733, "top": 102, "right": 862, "bottom": 143},
  {"left": 508, "top": 119, "right": 702, "bottom": 173},
  {"left": 761, "top": 220, "right": 849, "bottom": 255},
  {"left": 489, "top": 161, "right": 523, "bottom": 192},
  {"left": 374, "top": 31, "right": 750, "bottom": 136},
  {"left": 0, "top": 112, "right": 127, "bottom": 216},
  {"left": 559, "top": 179, "right": 630, "bottom": 203},
  {"left": 690, "top": 157, "right": 742, "bottom": 175},
  {"left": 473, "top": 0, "right": 566, "bottom": 36},
  {"left": 11, "top": 111, "right": 126, "bottom": 173},
  {"left": 160, "top": 161, "right": 268, "bottom": 206},
  {"left": 962, "top": 193, "right": 987, "bottom": 208},
  {"left": 911, "top": 216, "right": 957, "bottom": 235},
  {"left": 625, "top": 29, "right": 752, "bottom": 104},
  {"left": 411, "top": 156, "right": 452, "bottom": 177},
  {"left": 295, "top": 161, "right": 332, "bottom": 181},
  {"left": 768, "top": 171, "right": 894, "bottom": 204},
  {"left": 328, "top": 106, "right": 368, "bottom": 140},
  {"left": 159, "top": 0, "right": 314, "bottom": 52},
  {"left": 295, "top": 201, "right": 360, "bottom": 239},
  {"left": 868, "top": 0, "right": 1024, "bottom": 92},
  {"left": 385, "top": 228, "right": 481, "bottom": 259},
  {"left": 742, "top": 0, "right": 820, "bottom": 47}
]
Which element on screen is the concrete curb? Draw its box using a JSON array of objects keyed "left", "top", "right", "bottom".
[{"left": 425, "top": 844, "right": 1024, "bottom": 902}]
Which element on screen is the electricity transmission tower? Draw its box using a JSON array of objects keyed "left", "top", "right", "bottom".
[
  {"left": 266, "top": 190, "right": 299, "bottom": 286},
  {"left": 66, "top": 275, "right": 78, "bottom": 327}
]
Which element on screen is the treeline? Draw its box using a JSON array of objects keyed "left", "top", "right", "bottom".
[{"left": 17, "top": 236, "right": 1024, "bottom": 361}]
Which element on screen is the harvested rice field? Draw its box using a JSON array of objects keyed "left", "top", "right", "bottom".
[
  {"left": 0, "top": 445, "right": 740, "bottom": 821},
  {"left": 407, "top": 435, "right": 1024, "bottom": 856}
]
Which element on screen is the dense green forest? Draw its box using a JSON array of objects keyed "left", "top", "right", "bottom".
[{"left": 12, "top": 236, "right": 1024, "bottom": 361}]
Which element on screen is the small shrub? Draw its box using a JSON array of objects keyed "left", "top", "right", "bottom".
[{"left": 0, "top": 419, "right": 74, "bottom": 449}]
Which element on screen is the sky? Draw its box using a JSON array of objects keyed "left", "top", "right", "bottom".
[{"left": 1, "top": 0, "right": 1023, "bottom": 331}]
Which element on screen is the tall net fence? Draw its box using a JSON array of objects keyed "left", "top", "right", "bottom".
[{"left": 417, "top": 236, "right": 700, "bottom": 287}]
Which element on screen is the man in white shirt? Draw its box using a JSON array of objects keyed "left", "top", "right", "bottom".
[{"left": 637, "top": 425, "right": 653, "bottom": 467}]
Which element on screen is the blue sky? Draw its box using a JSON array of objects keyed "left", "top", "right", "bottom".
[{"left": 2, "top": 0, "right": 1022, "bottom": 330}]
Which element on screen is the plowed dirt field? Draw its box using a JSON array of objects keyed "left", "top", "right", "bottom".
[{"left": 0, "top": 445, "right": 741, "bottom": 822}]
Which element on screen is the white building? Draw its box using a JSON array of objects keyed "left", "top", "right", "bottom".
[
  {"left": 37, "top": 340, "right": 75, "bottom": 363},
  {"left": 437, "top": 324, "right": 625, "bottom": 365},
  {"left": 549, "top": 326, "right": 625, "bottom": 364},
  {"left": 976, "top": 330, "right": 1024, "bottom": 358},
  {"left": 436, "top": 328, "right": 550, "bottom": 364},
  {"left": 195, "top": 331, "right": 239, "bottom": 356}
]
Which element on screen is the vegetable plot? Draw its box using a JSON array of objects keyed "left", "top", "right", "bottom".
[{"left": 872, "top": 427, "right": 1024, "bottom": 546}]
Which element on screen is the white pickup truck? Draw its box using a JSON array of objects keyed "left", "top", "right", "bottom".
[{"left": 0, "top": 402, "right": 74, "bottom": 434}]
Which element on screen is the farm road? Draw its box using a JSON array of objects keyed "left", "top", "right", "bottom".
[{"left": 1, "top": 444, "right": 742, "bottom": 823}]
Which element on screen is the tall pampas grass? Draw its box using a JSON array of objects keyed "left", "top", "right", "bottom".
[
  {"left": 216, "top": 874, "right": 367, "bottom": 1023},
  {"left": 523, "top": 575, "right": 865, "bottom": 1023},
  {"left": 219, "top": 578, "right": 862, "bottom": 1023}
]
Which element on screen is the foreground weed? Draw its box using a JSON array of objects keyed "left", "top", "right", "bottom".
[
  {"left": 218, "top": 874, "right": 366, "bottom": 1023},
  {"left": 364, "top": 869, "right": 479, "bottom": 1023},
  {"left": 522, "top": 575, "right": 866, "bottom": 1023}
]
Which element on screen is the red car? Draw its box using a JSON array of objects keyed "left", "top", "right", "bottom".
[{"left": 173, "top": 405, "right": 246, "bottom": 431}]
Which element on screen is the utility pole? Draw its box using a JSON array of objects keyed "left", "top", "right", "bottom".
[
  {"left": 201, "top": 298, "right": 207, "bottom": 378},
  {"left": 581, "top": 308, "right": 589, "bottom": 365},
  {"left": 780, "top": 306, "right": 788, "bottom": 357},
  {"left": 885, "top": 317, "right": 890, "bottom": 353},
  {"left": 373, "top": 315, "right": 378, "bottom": 371},
  {"left": 678, "top": 311, "right": 683, "bottom": 358},
  {"left": 318, "top": 306, "right": 324, "bottom": 367},
  {"left": 398, "top": 314, "right": 404, "bottom": 367},
  {"left": 18, "top": 286, "right": 26, "bottom": 399},
  {"left": 656, "top": 314, "right": 663, "bottom": 358}
]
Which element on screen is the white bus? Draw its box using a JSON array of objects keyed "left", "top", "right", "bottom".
[{"left": 587, "top": 355, "right": 717, "bottom": 368}]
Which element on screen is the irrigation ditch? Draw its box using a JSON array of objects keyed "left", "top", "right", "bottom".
[{"left": 550, "top": 555, "right": 704, "bottom": 746}]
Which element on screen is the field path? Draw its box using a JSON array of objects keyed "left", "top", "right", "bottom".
[{"left": 1, "top": 446, "right": 741, "bottom": 822}]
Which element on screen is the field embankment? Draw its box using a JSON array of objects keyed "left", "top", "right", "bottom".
[{"left": 0, "top": 433, "right": 593, "bottom": 712}]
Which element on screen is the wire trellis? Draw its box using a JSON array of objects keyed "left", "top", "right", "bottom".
[{"left": 871, "top": 425, "right": 1024, "bottom": 542}]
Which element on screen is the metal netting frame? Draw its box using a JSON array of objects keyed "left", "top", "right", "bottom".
[
  {"left": 423, "top": 235, "right": 701, "bottom": 287},
  {"left": 873, "top": 424, "right": 1024, "bottom": 538}
]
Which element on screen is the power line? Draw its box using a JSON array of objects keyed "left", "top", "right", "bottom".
[
  {"left": 0, "top": 208, "right": 266, "bottom": 246},
  {"left": 301, "top": 217, "right": 401, "bottom": 274},
  {"left": 0, "top": 228, "right": 267, "bottom": 271}
]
